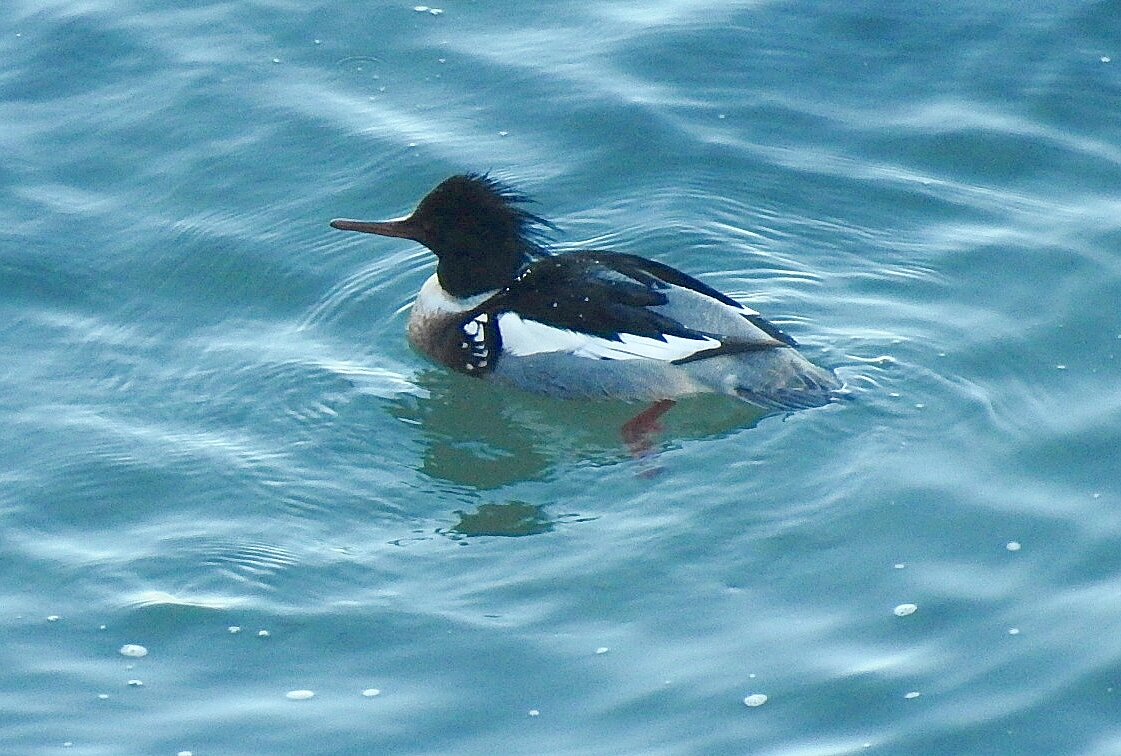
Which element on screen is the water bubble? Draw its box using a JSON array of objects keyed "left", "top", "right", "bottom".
[
  {"left": 1008, "top": 627, "right": 1020, "bottom": 635},
  {"left": 119, "top": 644, "right": 148, "bottom": 658},
  {"left": 127, "top": 679, "right": 144, "bottom": 687},
  {"left": 893, "top": 603, "right": 917, "bottom": 617},
  {"left": 272, "top": 58, "right": 281, "bottom": 64},
  {"left": 97, "top": 694, "right": 109, "bottom": 700},
  {"left": 47, "top": 615, "right": 60, "bottom": 622},
  {"left": 429, "top": 7, "right": 444, "bottom": 14},
  {"left": 178, "top": 752, "right": 193, "bottom": 756},
  {"left": 286, "top": 689, "right": 315, "bottom": 700},
  {"left": 1102, "top": 56, "right": 1112, "bottom": 63},
  {"left": 257, "top": 630, "right": 270, "bottom": 638},
  {"left": 362, "top": 688, "right": 381, "bottom": 697},
  {"left": 893, "top": 563, "right": 906, "bottom": 569},
  {"left": 743, "top": 693, "right": 768, "bottom": 707},
  {"left": 595, "top": 647, "right": 609, "bottom": 655},
  {"left": 1006, "top": 541, "right": 1021, "bottom": 552},
  {"left": 228, "top": 626, "right": 241, "bottom": 634},
  {"left": 528, "top": 709, "right": 540, "bottom": 717},
  {"left": 413, "top": 5, "right": 429, "bottom": 10},
  {"left": 904, "top": 691, "right": 921, "bottom": 699}
]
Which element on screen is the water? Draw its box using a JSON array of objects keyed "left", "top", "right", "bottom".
[{"left": 3, "top": 1, "right": 1121, "bottom": 753}]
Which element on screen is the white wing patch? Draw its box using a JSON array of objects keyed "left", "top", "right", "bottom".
[{"left": 497, "top": 312, "right": 720, "bottom": 362}]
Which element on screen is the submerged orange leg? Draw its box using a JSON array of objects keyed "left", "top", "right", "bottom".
[{"left": 621, "top": 399, "right": 676, "bottom": 459}]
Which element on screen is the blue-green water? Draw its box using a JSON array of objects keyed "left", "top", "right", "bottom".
[{"left": 4, "top": 1, "right": 1121, "bottom": 753}]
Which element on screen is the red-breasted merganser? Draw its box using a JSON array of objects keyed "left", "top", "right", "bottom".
[{"left": 330, "top": 173, "right": 841, "bottom": 413}]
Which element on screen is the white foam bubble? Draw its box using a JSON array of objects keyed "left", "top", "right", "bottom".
[
  {"left": 904, "top": 691, "right": 921, "bottom": 699},
  {"left": 893, "top": 603, "right": 918, "bottom": 617},
  {"left": 286, "top": 689, "right": 315, "bottom": 700},
  {"left": 743, "top": 693, "right": 768, "bottom": 707},
  {"left": 362, "top": 688, "right": 381, "bottom": 697},
  {"left": 1006, "top": 541, "right": 1021, "bottom": 552},
  {"left": 119, "top": 644, "right": 148, "bottom": 658},
  {"left": 595, "top": 647, "right": 609, "bottom": 655}
]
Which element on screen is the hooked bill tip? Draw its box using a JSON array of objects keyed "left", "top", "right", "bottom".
[{"left": 329, "top": 218, "right": 361, "bottom": 231}]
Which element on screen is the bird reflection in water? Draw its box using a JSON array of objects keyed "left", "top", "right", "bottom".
[
  {"left": 439, "top": 501, "right": 568, "bottom": 540},
  {"left": 386, "top": 369, "right": 768, "bottom": 490}
]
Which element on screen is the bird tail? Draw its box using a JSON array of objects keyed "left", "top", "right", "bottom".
[
  {"left": 685, "top": 349, "right": 842, "bottom": 412},
  {"left": 732, "top": 368, "right": 841, "bottom": 411}
]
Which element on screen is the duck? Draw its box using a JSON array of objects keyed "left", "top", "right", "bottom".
[{"left": 329, "top": 173, "right": 841, "bottom": 420}]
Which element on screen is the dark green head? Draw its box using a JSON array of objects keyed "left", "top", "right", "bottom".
[{"left": 330, "top": 173, "right": 554, "bottom": 297}]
